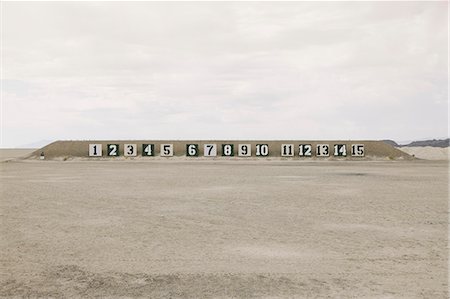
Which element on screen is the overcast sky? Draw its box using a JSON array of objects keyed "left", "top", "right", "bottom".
[{"left": 2, "top": 1, "right": 448, "bottom": 147}]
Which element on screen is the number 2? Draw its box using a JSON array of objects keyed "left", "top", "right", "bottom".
[{"left": 108, "top": 144, "right": 119, "bottom": 156}]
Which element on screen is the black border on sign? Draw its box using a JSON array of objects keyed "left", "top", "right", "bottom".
[
  {"left": 186, "top": 144, "right": 199, "bottom": 157},
  {"left": 255, "top": 144, "right": 269, "bottom": 157},
  {"left": 142, "top": 144, "right": 155, "bottom": 156},
  {"left": 107, "top": 144, "right": 120, "bottom": 157},
  {"left": 298, "top": 144, "right": 313, "bottom": 157},
  {"left": 333, "top": 144, "right": 347, "bottom": 157},
  {"left": 222, "top": 144, "right": 234, "bottom": 156}
]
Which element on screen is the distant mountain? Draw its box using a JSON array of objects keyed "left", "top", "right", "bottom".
[
  {"left": 382, "top": 139, "right": 449, "bottom": 148},
  {"left": 401, "top": 139, "right": 449, "bottom": 148}
]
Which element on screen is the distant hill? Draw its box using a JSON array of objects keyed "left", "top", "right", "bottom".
[
  {"left": 383, "top": 139, "right": 449, "bottom": 148},
  {"left": 402, "top": 139, "right": 449, "bottom": 148}
]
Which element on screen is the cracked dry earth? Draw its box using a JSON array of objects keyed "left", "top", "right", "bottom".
[{"left": 1, "top": 160, "right": 448, "bottom": 298}]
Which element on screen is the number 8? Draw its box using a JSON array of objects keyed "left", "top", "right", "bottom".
[{"left": 222, "top": 144, "right": 234, "bottom": 156}]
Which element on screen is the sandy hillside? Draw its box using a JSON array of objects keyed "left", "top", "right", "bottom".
[
  {"left": 0, "top": 149, "right": 36, "bottom": 162},
  {"left": 1, "top": 160, "right": 447, "bottom": 298},
  {"left": 397, "top": 146, "right": 449, "bottom": 160}
]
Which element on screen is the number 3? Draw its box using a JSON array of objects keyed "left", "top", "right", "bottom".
[{"left": 124, "top": 144, "right": 137, "bottom": 157}]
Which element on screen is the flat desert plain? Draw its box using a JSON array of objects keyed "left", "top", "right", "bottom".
[{"left": 1, "top": 158, "right": 448, "bottom": 298}]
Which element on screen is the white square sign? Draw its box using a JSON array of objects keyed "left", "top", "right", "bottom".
[
  {"left": 203, "top": 144, "right": 217, "bottom": 157},
  {"left": 160, "top": 144, "right": 174, "bottom": 157},
  {"left": 281, "top": 144, "right": 294, "bottom": 157},
  {"left": 316, "top": 144, "right": 330, "bottom": 157},
  {"left": 124, "top": 144, "right": 137, "bottom": 157},
  {"left": 238, "top": 144, "right": 251, "bottom": 157},
  {"left": 351, "top": 144, "right": 365, "bottom": 157},
  {"left": 89, "top": 144, "right": 102, "bottom": 157}
]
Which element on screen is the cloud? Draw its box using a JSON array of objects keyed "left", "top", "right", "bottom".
[{"left": 2, "top": 1, "right": 448, "bottom": 147}]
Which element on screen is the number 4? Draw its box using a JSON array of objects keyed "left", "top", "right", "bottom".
[{"left": 142, "top": 144, "right": 154, "bottom": 156}]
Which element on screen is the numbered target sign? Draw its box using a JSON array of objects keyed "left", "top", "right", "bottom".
[
  {"left": 238, "top": 144, "right": 251, "bottom": 157},
  {"left": 107, "top": 144, "right": 119, "bottom": 156},
  {"left": 334, "top": 144, "right": 347, "bottom": 156},
  {"left": 256, "top": 144, "right": 269, "bottom": 157},
  {"left": 124, "top": 144, "right": 137, "bottom": 157},
  {"left": 222, "top": 144, "right": 234, "bottom": 156},
  {"left": 203, "top": 144, "right": 217, "bottom": 157},
  {"left": 351, "top": 144, "right": 365, "bottom": 157},
  {"left": 160, "top": 144, "right": 174, "bottom": 157},
  {"left": 142, "top": 144, "right": 155, "bottom": 156},
  {"left": 316, "top": 144, "right": 330, "bottom": 157},
  {"left": 186, "top": 144, "right": 199, "bottom": 157},
  {"left": 299, "top": 144, "right": 312, "bottom": 157},
  {"left": 89, "top": 144, "right": 102, "bottom": 157},
  {"left": 281, "top": 144, "right": 294, "bottom": 157}
]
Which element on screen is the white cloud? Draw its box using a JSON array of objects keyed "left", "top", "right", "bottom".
[{"left": 2, "top": 1, "right": 448, "bottom": 147}]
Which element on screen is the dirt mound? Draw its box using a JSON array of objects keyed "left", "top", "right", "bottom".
[{"left": 25, "top": 140, "right": 413, "bottom": 160}]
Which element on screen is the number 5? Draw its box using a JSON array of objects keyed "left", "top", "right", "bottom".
[{"left": 160, "top": 144, "right": 174, "bottom": 157}]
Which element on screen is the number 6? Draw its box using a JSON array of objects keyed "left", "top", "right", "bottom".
[{"left": 186, "top": 144, "right": 199, "bottom": 157}]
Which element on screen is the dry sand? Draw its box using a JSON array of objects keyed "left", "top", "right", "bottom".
[
  {"left": 397, "top": 146, "right": 449, "bottom": 161},
  {"left": 0, "top": 158, "right": 448, "bottom": 298},
  {"left": 0, "top": 149, "right": 36, "bottom": 162}
]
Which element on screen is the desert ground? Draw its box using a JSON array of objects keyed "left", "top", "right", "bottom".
[{"left": 0, "top": 154, "right": 448, "bottom": 297}]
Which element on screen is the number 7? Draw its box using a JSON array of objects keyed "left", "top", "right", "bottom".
[{"left": 207, "top": 145, "right": 213, "bottom": 155}]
